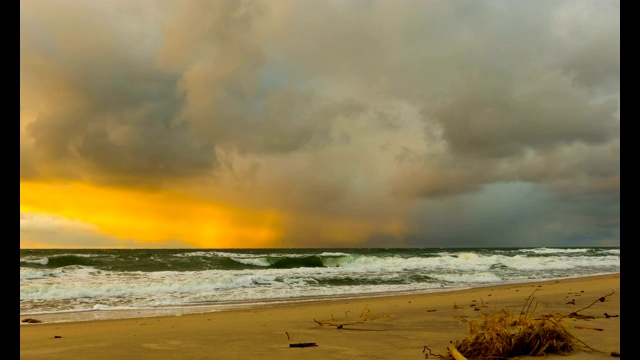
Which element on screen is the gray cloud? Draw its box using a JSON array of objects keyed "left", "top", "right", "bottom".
[
  {"left": 21, "top": 1, "right": 218, "bottom": 186},
  {"left": 397, "top": 182, "right": 619, "bottom": 248},
  {"left": 424, "top": 69, "right": 617, "bottom": 159},
  {"left": 20, "top": 0, "right": 620, "bottom": 247}
]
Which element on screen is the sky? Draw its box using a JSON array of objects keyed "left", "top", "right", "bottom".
[{"left": 20, "top": 0, "right": 620, "bottom": 249}]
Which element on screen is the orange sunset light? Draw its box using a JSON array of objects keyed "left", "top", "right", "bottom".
[{"left": 20, "top": 181, "right": 283, "bottom": 248}]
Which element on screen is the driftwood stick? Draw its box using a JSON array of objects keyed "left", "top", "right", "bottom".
[
  {"left": 335, "top": 321, "right": 364, "bottom": 328},
  {"left": 573, "top": 291, "right": 615, "bottom": 313},
  {"left": 313, "top": 318, "right": 365, "bottom": 328},
  {"left": 448, "top": 341, "right": 468, "bottom": 360},
  {"left": 575, "top": 326, "right": 604, "bottom": 331},
  {"left": 559, "top": 291, "right": 615, "bottom": 320},
  {"left": 289, "top": 343, "right": 318, "bottom": 348},
  {"left": 337, "top": 327, "right": 388, "bottom": 331}
]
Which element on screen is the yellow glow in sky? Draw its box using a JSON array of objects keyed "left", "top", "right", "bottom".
[{"left": 20, "top": 181, "right": 282, "bottom": 248}]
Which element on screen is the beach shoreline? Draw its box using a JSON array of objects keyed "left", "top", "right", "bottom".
[
  {"left": 20, "top": 273, "right": 620, "bottom": 359},
  {"left": 19, "top": 273, "right": 619, "bottom": 325}
]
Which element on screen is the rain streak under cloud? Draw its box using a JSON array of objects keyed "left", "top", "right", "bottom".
[{"left": 20, "top": 0, "right": 620, "bottom": 248}]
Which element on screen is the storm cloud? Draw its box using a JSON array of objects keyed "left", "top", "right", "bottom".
[{"left": 20, "top": 0, "right": 619, "bottom": 248}]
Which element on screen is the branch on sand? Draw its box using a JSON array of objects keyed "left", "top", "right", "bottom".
[
  {"left": 313, "top": 305, "right": 392, "bottom": 331},
  {"left": 560, "top": 291, "right": 615, "bottom": 320}
]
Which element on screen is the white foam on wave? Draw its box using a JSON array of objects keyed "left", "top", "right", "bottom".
[
  {"left": 230, "top": 257, "right": 272, "bottom": 266},
  {"left": 341, "top": 254, "right": 499, "bottom": 272},
  {"left": 432, "top": 272, "right": 503, "bottom": 283},
  {"left": 518, "top": 248, "right": 590, "bottom": 254},
  {"left": 20, "top": 257, "right": 49, "bottom": 265},
  {"left": 457, "top": 252, "right": 479, "bottom": 260},
  {"left": 318, "top": 252, "right": 350, "bottom": 257},
  {"left": 500, "top": 254, "right": 619, "bottom": 270},
  {"left": 20, "top": 265, "right": 106, "bottom": 280},
  {"left": 210, "top": 251, "right": 310, "bottom": 259}
]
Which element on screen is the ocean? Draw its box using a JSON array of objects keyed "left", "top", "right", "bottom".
[{"left": 20, "top": 247, "right": 620, "bottom": 324}]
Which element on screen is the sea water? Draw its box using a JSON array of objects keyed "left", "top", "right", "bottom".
[{"left": 20, "top": 247, "right": 620, "bottom": 323}]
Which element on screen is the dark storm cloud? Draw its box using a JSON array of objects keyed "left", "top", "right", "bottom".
[
  {"left": 20, "top": 0, "right": 619, "bottom": 247},
  {"left": 423, "top": 69, "right": 618, "bottom": 159},
  {"left": 20, "top": 1, "right": 219, "bottom": 185},
  {"left": 21, "top": 0, "right": 370, "bottom": 186}
]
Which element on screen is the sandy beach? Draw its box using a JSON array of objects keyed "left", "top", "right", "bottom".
[{"left": 20, "top": 273, "right": 620, "bottom": 360}]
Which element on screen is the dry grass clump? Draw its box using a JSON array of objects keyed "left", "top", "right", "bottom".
[
  {"left": 442, "top": 288, "right": 614, "bottom": 360},
  {"left": 453, "top": 311, "right": 575, "bottom": 359}
]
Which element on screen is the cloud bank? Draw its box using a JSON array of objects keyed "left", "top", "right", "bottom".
[{"left": 20, "top": 0, "right": 620, "bottom": 248}]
